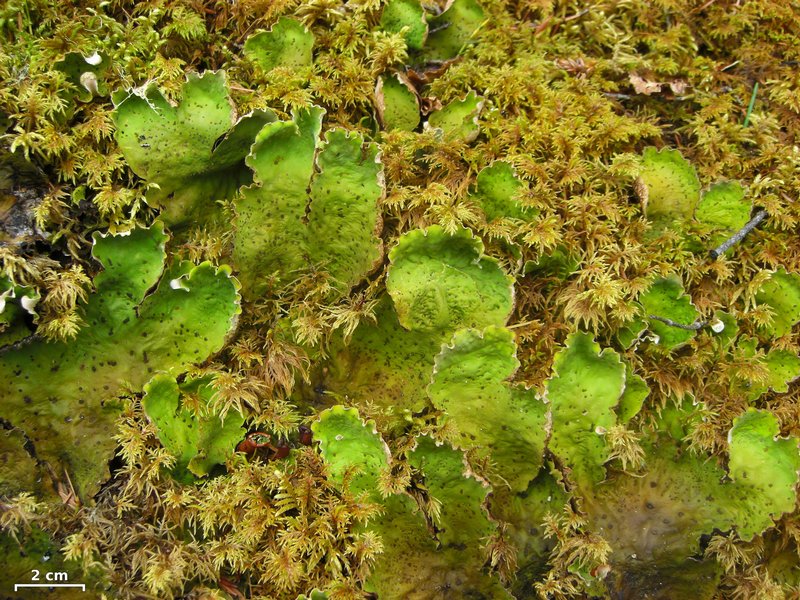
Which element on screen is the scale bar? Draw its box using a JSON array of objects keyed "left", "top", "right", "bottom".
[{"left": 14, "top": 584, "right": 85, "bottom": 590}]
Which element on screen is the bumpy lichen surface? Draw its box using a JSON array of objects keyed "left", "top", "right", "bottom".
[
  {"left": 234, "top": 107, "right": 383, "bottom": 298},
  {"left": 315, "top": 408, "right": 510, "bottom": 597},
  {"left": 429, "top": 326, "right": 547, "bottom": 492},
  {"left": 2, "top": 0, "right": 800, "bottom": 599},
  {"left": 142, "top": 373, "right": 246, "bottom": 482},
  {"left": 545, "top": 331, "right": 627, "bottom": 490},
  {"left": 637, "top": 146, "right": 701, "bottom": 232},
  {"left": 114, "top": 71, "right": 276, "bottom": 228},
  {"left": 639, "top": 274, "right": 700, "bottom": 349},
  {"left": 0, "top": 224, "right": 240, "bottom": 498},
  {"left": 387, "top": 225, "right": 513, "bottom": 331}
]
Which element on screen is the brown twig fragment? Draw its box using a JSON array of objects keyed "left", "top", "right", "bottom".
[
  {"left": 563, "top": 8, "right": 590, "bottom": 22},
  {"left": 647, "top": 315, "right": 708, "bottom": 331},
  {"left": 709, "top": 209, "right": 768, "bottom": 259}
]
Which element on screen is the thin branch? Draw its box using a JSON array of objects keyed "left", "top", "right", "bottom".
[
  {"left": 508, "top": 320, "right": 537, "bottom": 329},
  {"left": 691, "top": 0, "right": 717, "bottom": 13},
  {"left": 720, "top": 60, "right": 740, "bottom": 72},
  {"left": 648, "top": 315, "right": 708, "bottom": 331},
  {"left": 229, "top": 84, "right": 255, "bottom": 93},
  {"left": 709, "top": 209, "right": 768, "bottom": 259},
  {"left": 563, "top": 8, "right": 590, "bottom": 22}
]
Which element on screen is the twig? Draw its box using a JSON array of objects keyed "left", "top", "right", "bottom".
[
  {"left": 508, "top": 320, "right": 537, "bottom": 329},
  {"left": 563, "top": 8, "right": 590, "bottom": 22},
  {"left": 428, "top": 22, "right": 451, "bottom": 35},
  {"left": 648, "top": 315, "right": 708, "bottom": 330},
  {"left": 720, "top": 60, "right": 740, "bottom": 72},
  {"left": 534, "top": 15, "right": 553, "bottom": 35},
  {"left": 743, "top": 81, "right": 759, "bottom": 127},
  {"left": 710, "top": 209, "right": 768, "bottom": 259},
  {"left": 691, "top": 0, "right": 717, "bottom": 13}
]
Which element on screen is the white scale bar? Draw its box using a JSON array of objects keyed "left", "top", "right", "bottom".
[{"left": 15, "top": 584, "right": 86, "bottom": 590}]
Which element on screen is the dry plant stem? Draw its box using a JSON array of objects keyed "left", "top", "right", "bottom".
[
  {"left": 563, "top": 9, "right": 590, "bottom": 22},
  {"left": 648, "top": 315, "right": 708, "bottom": 331},
  {"left": 710, "top": 209, "right": 768, "bottom": 259},
  {"left": 692, "top": 0, "right": 718, "bottom": 13}
]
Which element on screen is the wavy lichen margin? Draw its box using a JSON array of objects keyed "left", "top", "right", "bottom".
[{"left": 0, "top": 223, "right": 241, "bottom": 499}]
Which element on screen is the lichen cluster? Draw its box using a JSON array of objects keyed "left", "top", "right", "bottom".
[{"left": 2, "top": 0, "right": 800, "bottom": 598}]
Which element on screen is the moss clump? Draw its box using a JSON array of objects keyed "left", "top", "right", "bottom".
[{"left": 2, "top": 0, "right": 800, "bottom": 599}]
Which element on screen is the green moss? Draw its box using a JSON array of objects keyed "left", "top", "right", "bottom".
[{"left": 4, "top": 0, "right": 800, "bottom": 596}]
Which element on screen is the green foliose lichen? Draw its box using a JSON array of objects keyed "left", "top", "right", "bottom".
[
  {"left": 113, "top": 71, "right": 276, "bottom": 229},
  {"left": 233, "top": 107, "right": 384, "bottom": 298},
  {"left": 142, "top": 373, "right": 246, "bottom": 482},
  {"left": 0, "top": 224, "right": 240, "bottom": 498},
  {"left": 429, "top": 326, "right": 547, "bottom": 492}
]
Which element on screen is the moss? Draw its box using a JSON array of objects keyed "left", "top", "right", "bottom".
[{"left": 2, "top": 0, "right": 800, "bottom": 598}]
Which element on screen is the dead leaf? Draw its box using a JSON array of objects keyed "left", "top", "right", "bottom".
[
  {"left": 419, "top": 96, "right": 443, "bottom": 116},
  {"left": 406, "top": 58, "right": 460, "bottom": 91},
  {"left": 669, "top": 80, "right": 689, "bottom": 94},
  {"left": 629, "top": 74, "right": 662, "bottom": 95}
]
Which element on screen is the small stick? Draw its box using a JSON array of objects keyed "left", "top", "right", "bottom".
[
  {"left": 534, "top": 15, "right": 553, "bottom": 35},
  {"left": 648, "top": 315, "right": 708, "bottom": 331},
  {"left": 710, "top": 209, "right": 768, "bottom": 259},
  {"left": 427, "top": 22, "right": 451, "bottom": 35},
  {"left": 563, "top": 8, "right": 590, "bottom": 22},
  {"left": 508, "top": 320, "right": 537, "bottom": 329},
  {"left": 743, "top": 81, "right": 759, "bottom": 127},
  {"left": 720, "top": 60, "right": 740, "bottom": 72},
  {"left": 692, "top": 0, "right": 717, "bottom": 13}
]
